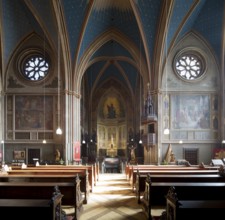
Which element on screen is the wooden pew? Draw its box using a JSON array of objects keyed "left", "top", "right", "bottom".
[
  {"left": 130, "top": 168, "right": 219, "bottom": 192},
  {"left": 17, "top": 164, "right": 96, "bottom": 191},
  {"left": 136, "top": 172, "right": 225, "bottom": 204},
  {"left": 125, "top": 164, "right": 201, "bottom": 180},
  {"left": 0, "top": 186, "right": 63, "bottom": 220},
  {"left": 0, "top": 172, "right": 89, "bottom": 205},
  {"left": 0, "top": 176, "right": 83, "bottom": 220},
  {"left": 136, "top": 165, "right": 225, "bottom": 201},
  {"left": 5, "top": 169, "right": 90, "bottom": 204},
  {"left": 141, "top": 174, "right": 225, "bottom": 220},
  {"left": 166, "top": 186, "right": 225, "bottom": 219},
  {"left": 126, "top": 164, "right": 190, "bottom": 178},
  {"left": 126, "top": 164, "right": 219, "bottom": 181}
]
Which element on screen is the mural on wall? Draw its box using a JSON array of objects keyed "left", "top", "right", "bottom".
[
  {"left": 15, "top": 95, "right": 53, "bottom": 130},
  {"left": 171, "top": 95, "right": 210, "bottom": 129},
  {"left": 102, "top": 96, "right": 125, "bottom": 119}
]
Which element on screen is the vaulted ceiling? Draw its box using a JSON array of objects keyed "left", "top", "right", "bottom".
[{"left": 0, "top": 0, "right": 225, "bottom": 97}]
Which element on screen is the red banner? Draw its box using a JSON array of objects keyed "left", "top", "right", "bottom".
[{"left": 73, "top": 141, "right": 81, "bottom": 161}]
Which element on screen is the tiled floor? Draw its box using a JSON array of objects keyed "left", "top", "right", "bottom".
[{"left": 80, "top": 173, "right": 147, "bottom": 220}]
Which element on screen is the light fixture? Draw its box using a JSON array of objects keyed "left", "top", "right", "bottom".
[
  {"left": 222, "top": 140, "right": 225, "bottom": 144},
  {"left": 178, "top": 112, "right": 183, "bottom": 144},
  {"left": 56, "top": 29, "right": 62, "bottom": 135},
  {"left": 178, "top": 50, "right": 183, "bottom": 145},
  {"left": 163, "top": 78, "right": 169, "bottom": 136},
  {"left": 163, "top": 1, "right": 170, "bottom": 136},
  {"left": 43, "top": 85, "right": 47, "bottom": 143},
  {"left": 178, "top": 125, "right": 183, "bottom": 143},
  {"left": 163, "top": 77, "right": 169, "bottom": 136},
  {"left": 43, "top": 36, "right": 46, "bottom": 144},
  {"left": 139, "top": 38, "right": 142, "bottom": 145},
  {"left": 90, "top": 67, "right": 93, "bottom": 143},
  {"left": 56, "top": 127, "right": 62, "bottom": 135},
  {"left": 164, "top": 128, "right": 170, "bottom": 135}
]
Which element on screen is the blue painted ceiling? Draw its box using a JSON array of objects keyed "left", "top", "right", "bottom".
[{"left": 1, "top": 0, "right": 225, "bottom": 94}]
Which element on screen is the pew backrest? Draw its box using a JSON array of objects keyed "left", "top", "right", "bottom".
[
  {"left": 0, "top": 186, "right": 63, "bottom": 220},
  {"left": 0, "top": 175, "right": 84, "bottom": 220}
]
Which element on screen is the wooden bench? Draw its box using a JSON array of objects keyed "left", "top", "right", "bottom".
[
  {"left": 166, "top": 186, "right": 225, "bottom": 219},
  {"left": 0, "top": 186, "right": 63, "bottom": 220},
  {"left": 7, "top": 169, "right": 90, "bottom": 204},
  {"left": 0, "top": 172, "right": 89, "bottom": 205},
  {"left": 0, "top": 175, "right": 84, "bottom": 220},
  {"left": 126, "top": 164, "right": 219, "bottom": 181},
  {"left": 130, "top": 168, "right": 219, "bottom": 192},
  {"left": 140, "top": 174, "right": 225, "bottom": 220},
  {"left": 126, "top": 164, "right": 191, "bottom": 178},
  {"left": 18, "top": 164, "right": 97, "bottom": 191},
  {"left": 136, "top": 171, "right": 225, "bottom": 203},
  {"left": 125, "top": 164, "right": 210, "bottom": 180}
]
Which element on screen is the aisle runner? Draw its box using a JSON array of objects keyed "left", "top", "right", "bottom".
[{"left": 80, "top": 173, "right": 146, "bottom": 220}]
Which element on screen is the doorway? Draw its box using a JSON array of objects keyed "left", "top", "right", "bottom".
[{"left": 27, "top": 148, "right": 41, "bottom": 165}]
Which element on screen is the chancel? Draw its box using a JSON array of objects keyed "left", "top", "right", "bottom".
[
  {"left": 106, "top": 135, "right": 117, "bottom": 157},
  {"left": 1, "top": 1, "right": 225, "bottom": 219}
]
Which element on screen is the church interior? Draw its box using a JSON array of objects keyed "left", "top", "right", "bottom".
[
  {"left": 0, "top": 0, "right": 225, "bottom": 168},
  {"left": 2, "top": 1, "right": 225, "bottom": 219}
]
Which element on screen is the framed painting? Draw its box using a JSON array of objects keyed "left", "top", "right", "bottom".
[
  {"left": 15, "top": 95, "right": 53, "bottom": 130},
  {"left": 14, "top": 150, "right": 26, "bottom": 160},
  {"left": 171, "top": 95, "right": 210, "bottom": 129}
]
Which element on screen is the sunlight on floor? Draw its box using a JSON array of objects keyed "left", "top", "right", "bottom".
[{"left": 79, "top": 173, "right": 147, "bottom": 220}]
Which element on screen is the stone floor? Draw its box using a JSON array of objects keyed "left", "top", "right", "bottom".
[{"left": 79, "top": 173, "right": 147, "bottom": 220}]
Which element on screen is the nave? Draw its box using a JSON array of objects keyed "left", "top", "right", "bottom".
[{"left": 79, "top": 173, "right": 146, "bottom": 220}]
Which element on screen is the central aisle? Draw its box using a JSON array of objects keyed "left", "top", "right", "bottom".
[{"left": 80, "top": 173, "right": 147, "bottom": 220}]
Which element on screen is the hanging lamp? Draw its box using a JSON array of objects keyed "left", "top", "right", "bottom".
[{"left": 56, "top": 29, "right": 62, "bottom": 135}]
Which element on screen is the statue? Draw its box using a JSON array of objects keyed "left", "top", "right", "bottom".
[
  {"left": 129, "top": 145, "right": 137, "bottom": 164},
  {"left": 55, "top": 149, "right": 60, "bottom": 162}
]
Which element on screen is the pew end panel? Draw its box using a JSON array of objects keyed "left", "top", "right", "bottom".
[
  {"left": 61, "top": 174, "right": 84, "bottom": 220},
  {"left": 141, "top": 174, "right": 166, "bottom": 220}
]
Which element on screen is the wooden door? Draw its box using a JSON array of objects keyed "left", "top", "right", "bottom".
[{"left": 27, "top": 148, "right": 41, "bottom": 165}]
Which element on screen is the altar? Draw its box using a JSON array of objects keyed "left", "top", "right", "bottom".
[{"left": 102, "top": 156, "right": 121, "bottom": 173}]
